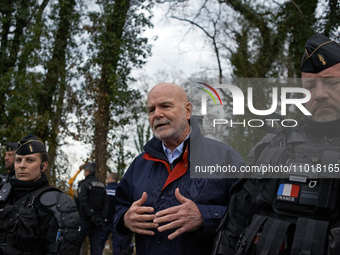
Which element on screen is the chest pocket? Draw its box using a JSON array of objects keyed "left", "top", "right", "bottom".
[
  {"left": 273, "top": 178, "right": 340, "bottom": 220},
  {"left": 273, "top": 143, "right": 340, "bottom": 220},
  {"left": 252, "top": 147, "right": 289, "bottom": 207},
  {"left": 0, "top": 203, "right": 18, "bottom": 234},
  {"left": 12, "top": 202, "right": 40, "bottom": 249},
  {"left": 0, "top": 197, "right": 41, "bottom": 252}
]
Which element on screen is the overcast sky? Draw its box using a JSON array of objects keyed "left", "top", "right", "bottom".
[{"left": 132, "top": 2, "right": 232, "bottom": 84}]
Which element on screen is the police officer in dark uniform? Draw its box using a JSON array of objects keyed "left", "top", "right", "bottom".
[
  {"left": 98, "top": 172, "right": 134, "bottom": 255},
  {"left": 0, "top": 134, "right": 79, "bottom": 255},
  {"left": 75, "top": 163, "right": 108, "bottom": 255},
  {"left": 212, "top": 34, "right": 340, "bottom": 255},
  {"left": 0, "top": 142, "right": 18, "bottom": 187},
  {"left": 99, "top": 172, "right": 124, "bottom": 254},
  {"left": 4, "top": 142, "right": 18, "bottom": 173}
]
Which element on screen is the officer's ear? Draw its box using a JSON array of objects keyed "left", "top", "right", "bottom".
[{"left": 41, "top": 161, "right": 48, "bottom": 173}]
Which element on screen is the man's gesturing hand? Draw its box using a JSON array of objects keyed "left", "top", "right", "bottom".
[
  {"left": 124, "top": 192, "right": 158, "bottom": 236},
  {"left": 153, "top": 188, "right": 204, "bottom": 240}
]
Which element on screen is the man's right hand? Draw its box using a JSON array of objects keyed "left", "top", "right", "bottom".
[{"left": 124, "top": 192, "right": 158, "bottom": 236}]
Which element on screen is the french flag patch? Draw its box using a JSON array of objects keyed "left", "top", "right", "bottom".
[{"left": 277, "top": 183, "right": 300, "bottom": 203}]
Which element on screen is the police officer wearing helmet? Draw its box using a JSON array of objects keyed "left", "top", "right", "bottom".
[
  {"left": 212, "top": 34, "right": 340, "bottom": 255},
  {"left": 75, "top": 162, "right": 108, "bottom": 255},
  {"left": 0, "top": 134, "right": 79, "bottom": 255}
]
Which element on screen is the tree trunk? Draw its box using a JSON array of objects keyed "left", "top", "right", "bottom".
[{"left": 93, "top": 0, "right": 131, "bottom": 183}]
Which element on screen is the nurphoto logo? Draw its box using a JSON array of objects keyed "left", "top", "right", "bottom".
[
  {"left": 193, "top": 79, "right": 311, "bottom": 129},
  {"left": 197, "top": 83, "right": 311, "bottom": 117},
  {"left": 196, "top": 82, "right": 222, "bottom": 106}
]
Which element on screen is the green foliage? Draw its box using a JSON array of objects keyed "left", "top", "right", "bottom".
[
  {"left": 0, "top": 0, "right": 153, "bottom": 186},
  {"left": 0, "top": 0, "right": 82, "bottom": 189},
  {"left": 220, "top": 0, "right": 340, "bottom": 159},
  {"left": 170, "top": 0, "right": 340, "bottom": 160},
  {"left": 80, "top": 0, "right": 154, "bottom": 182}
]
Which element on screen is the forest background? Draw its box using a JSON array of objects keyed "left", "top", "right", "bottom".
[{"left": 0, "top": 0, "right": 339, "bottom": 191}]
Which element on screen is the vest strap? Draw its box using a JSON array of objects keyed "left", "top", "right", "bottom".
[
  {"left": 291, "top": 218, "right": 329, "bottom": 255},
  {"left": 256, "top": 218, "right": 291, "bottom": 255},
  {"left": 236, "top": 214, "right": 268, "bottom": 255}
]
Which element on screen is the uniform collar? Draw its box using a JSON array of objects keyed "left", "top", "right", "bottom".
[{"left": 304, "top": 117, "right": 340, "bottom": 137}]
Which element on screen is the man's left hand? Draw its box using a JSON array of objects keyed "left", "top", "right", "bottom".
[{"left": 153, "top": 188, "right": 204, "bottom": 240}]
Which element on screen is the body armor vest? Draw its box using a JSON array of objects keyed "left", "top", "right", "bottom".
[
  {"left": 0, "top": 185, "right": 79, "bottom": 255},
  {"left": 213, "top": 122, "right": 340, "bottom": 255},
  {"left": 0, "top": 186, "right": 56, "bottom": 255}
]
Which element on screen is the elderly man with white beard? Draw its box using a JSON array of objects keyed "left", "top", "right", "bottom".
[{"left": 114, "top": 83, "right": 244, "bottom": 255}]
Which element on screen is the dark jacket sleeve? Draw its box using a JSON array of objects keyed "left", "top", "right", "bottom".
[
  {"left": 78, "top": 181, "right": 92, "bottom": 219},
  {"left": 38, "top": 203, "right": 61, "bottom": 249},
  {"left": 39, "top": 193, "right": 79, "bottom": 255},
  {"left": 194, "top": 139, "right": 244, "bottom": 236},
  {"left": 101, "top": 192, "right": 109, "bottom": 220}
]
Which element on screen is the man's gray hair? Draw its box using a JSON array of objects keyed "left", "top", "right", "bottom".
[
  {"left": 83, "top": 162, "right": 96, "bottom": 174},
  {"left": 108, "top": 172, "right": 119, "bottom": 182}
]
